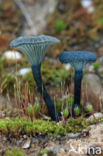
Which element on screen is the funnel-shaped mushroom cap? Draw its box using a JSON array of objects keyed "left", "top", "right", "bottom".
[
  {"left": 59, "top": 51, "right": 96, "bottom": 71},
  {"left": 10, "top": 35, "right": 60, "bottom": 65}
]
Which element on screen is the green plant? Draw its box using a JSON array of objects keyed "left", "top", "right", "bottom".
[
  {"left": 74, "top": 106, "right": 81, "bottom": 116},
  {"left": 56, "top": 100, "right": 62, "bottom": 113},
  {"left": 1, "top": 74, "right": 16, "bottom": 95},
  {"left": 84, "top": 104, "right": 94, "bottom": 113},
  {"left": 98, "top": 17, "right": 103, "bottom": 25},
  {"left": 38, "top": 148, "right": 57, "bottom": 156},
  {"left": 93, "top": 62, "right": 100, "bottom": 71},
  {"left": 5, "top": 148, "right": 25, "bottom": 156},
  {"left": 27, "top": 105, "right": 34, "bottom": 121},
  {"left": 68, "top": 98, "right": 74, "bottom": 106},
  {"left": 55, "top": 20, "right": 67, "bottom": 33},
  {"left": 27, "top": 105, "right": 33, "bottom": 116},
  {"left": 23, "top": 71, "right": 36, "bottom": 90},
  {"left": 63, "top": 109, "right": 69, "bottom": 118},
  {"left": 33, "top": 103, "right": 41, "bottom": 117},
  {"left": 42, "top": 149, "right": 49, "bottom": 154}
]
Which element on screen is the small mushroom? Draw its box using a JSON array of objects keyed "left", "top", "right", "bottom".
[
  {"left": 10, "top": 35, "right": 60, "bottom": 121},
  {"left": 59, "top": 51, "right": 96, "bottom": 116}
]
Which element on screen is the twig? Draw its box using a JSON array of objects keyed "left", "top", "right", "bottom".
[
  {"left": 99, "top": 89, "right": 102, "bottom": 112},
  {"left": 68, "top": 8, "right": 87, "bottom": 23},
  {"left": 14, "top": 0, "right": 34, "bottom": 27},
  {"left": 91, "top": 111, "right": 98, "bottom": 124}
]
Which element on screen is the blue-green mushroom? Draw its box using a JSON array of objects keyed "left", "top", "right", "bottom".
[
  {"left": 10, "top": 35, "right": 60, "bottom": 121},
  {"left": 59, "top": 51, "right": 96, "bottom": 116}
]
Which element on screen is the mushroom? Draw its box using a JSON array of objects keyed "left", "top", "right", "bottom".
[
  {"left": 59, "top": 51, "right": 96, "bottom": 116},
  {"left": 10, "top": 35, "right": 60, "bottom": 121}
]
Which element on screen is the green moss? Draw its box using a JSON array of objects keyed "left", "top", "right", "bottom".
[
  {"left": 23, "top": 61, "right": 69, "bottom": 89},
  {"left": 93, "top": 63, "right": 100, "bottom": 71},
  {"left": 68, "top": 98, "right": 74, "bottom": 105},
  {"left": 56, "top": 98, "right": 82, "bottom": 115},
  {"left": 55, "top": 20, "right": 67, "bottom": 33},
  {"left": 42, "top": 149, "right": 49, "bottom": 154},
  {"left": 2, "top": 74, "right": 16, "bottom": 95},
  {"left": 63, "top": 109, "right": 69, "bottom": 118},
  {"left": 0, "top": 119, "right": 8, "bottom": 135},
  {"left": 0, "top": 116, "right": 103, "bottom": 137},
  {"left": 41, "top": 61, "right": 69, "bottom": 87},
  {"left": 55, "top": 100, "right": 62, "bottom": 114},
  {"left": 0, "top": 58, "right": 70, "bottom": 95},
  {"left": 27, "top": 105, "right": 34, "bottom": 116},
  {"left": 84, "top": 104, "right": 94, "bottom": 113},
  {"left": 38, "top": 148, "right": 57, "bottom": 156},
  {"left": 23, "top": 71, "right": 36, "bottom": 90},
  {"left": 74, "top": 106, "right": 81, "bottom": 116},
  {"left": 27, "top": 104, "right": 41, "bottom": 120},
  {"left": 5, "top": 148, "right": 26, "bottom": 156},
  {"left": 33, "top": 103, "right": 41, "bottom": 117},
  {"left": 65, "top": 118, "right": 87, "bottom": 133},
  {"left": 98, "top": 17, "right": 103, "bottom": 25}
]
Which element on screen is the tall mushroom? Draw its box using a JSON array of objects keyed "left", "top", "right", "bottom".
[
  {"left": 59, "top": 51, "right": 96, "bottom": 116},
  {"left": 10, "top": 35, "right": 60, "bottom": 121}
]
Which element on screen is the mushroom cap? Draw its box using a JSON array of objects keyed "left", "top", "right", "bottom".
[
  {"left": 59, "top": 51, "right": 96, "bottom": 71},
  {"left": 10, "top": 35, "right": 60, "bottom": 65}
]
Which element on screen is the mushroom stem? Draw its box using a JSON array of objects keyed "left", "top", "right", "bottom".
[
  {"left": 74, "top": 70, "right": 83, "bottom": 108},
  {"left": 32, "top": 64, "right": 60, "bottom": 122}
]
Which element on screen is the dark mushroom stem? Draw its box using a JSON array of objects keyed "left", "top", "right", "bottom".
[
  {"left": 32, "top": 64, "right": 60, "bottom": 122},
  {"left": 74, "top": 70, "right": 83, "bottom": 109}
]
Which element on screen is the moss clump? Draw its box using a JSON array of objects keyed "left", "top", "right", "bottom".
[
  {"left": 93, "top": 62, "right": 100, "bottom": 72},
  {"left": 41, "top": 61, "right": 69, "bottom": 87},
  {"left": 65, "top": 118, "right": 87, "bottom": 133},
  {"left": 74, "top": 106, "right": 81, "bottom": 116},
  {"left": 55, "top": 20, "right": 67, "bottom": 33},
  {"left": 27, "top": 104, "right": 41, "bottom": 121},
  {"left": 2, "top": 74, "right": 16, "bottom": 95},
  {"left": 0, "top": 116, "right": 103, "bottom": 137},
  {"left": 22, "top": 71, "right": 36, "bottom": 91},
  {"left": 33, "top": 103, "right": 41, "bottom": 117},
  {"left": 84, "top": 104, "right": 94, "bottom": 113},
  {"left": 0, "top": 60, "right": 69, "bottom": 95},
  {"left": 23, "top": 61, "right": 69, "bottom": 88},
  {"left": 21, "top": 61, "right": 69, "bottom": 93},
  {"left": 55, "top": 100, "right": 62, "bottom": 114},
  {"left": 56, "top": 98, "right": 74, "bottom": 114},
  {"left": 38, "top": 148, "right": 57, "bottom": 156},
  {"left": 27, "top": 105, "right": 34, "bottom": 116},
  {"left": 0, "top": 119, "right": 8, "bottom": 135},
  {"left": 63, "top": 109, "right": 69, "bottom": 118},
  {"left": 5, "top": 148, "right": 25, "bottom": 156}
]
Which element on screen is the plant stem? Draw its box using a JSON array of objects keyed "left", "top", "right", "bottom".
[{"left": 32, "top": 64, "right": 60, "bottom": 122}]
